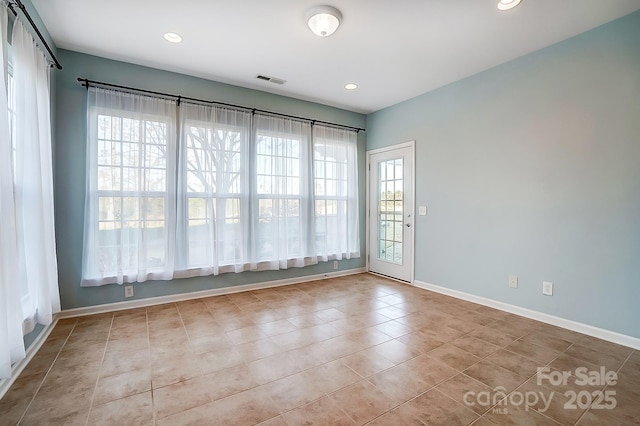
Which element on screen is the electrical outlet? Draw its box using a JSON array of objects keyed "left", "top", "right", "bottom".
[
  {"left": 125, "top": 285, "right": 134, "bottom": 298},
  {"left": 333, "top": 260, "right": 338, "bottom": 270},
  {"left": 418, "top": 206, "right": 427, "bottom": 216},
  {"left": 508, "top": 275, "right": 518, "bottom": 289},
  {"left": 543, "top": 281, "right": 553, "bottom": 296}
]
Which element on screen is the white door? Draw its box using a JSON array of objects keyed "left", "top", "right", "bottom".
[{"left": 368, "top": 143, "right": 414, "bottom": 282}]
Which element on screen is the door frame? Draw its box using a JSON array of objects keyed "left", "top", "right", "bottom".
[{"left": 365, "top": 141, "right": 415, "bottom": 283}]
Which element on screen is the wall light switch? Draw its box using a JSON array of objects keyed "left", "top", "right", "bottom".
[
  {"left": 418, "top": 206, "right": 427, "bottom": 216},
  {"left": 543, "top": 281, "right": 553, "bottom": 296}
]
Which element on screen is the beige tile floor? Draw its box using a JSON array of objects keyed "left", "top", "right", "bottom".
[{"left": 1, "top": 273, "right": 638, "bottom": 425}]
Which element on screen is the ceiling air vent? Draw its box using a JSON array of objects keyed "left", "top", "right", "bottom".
[{"left": 255, "top": 74, "right": 286, "bottom": 85}]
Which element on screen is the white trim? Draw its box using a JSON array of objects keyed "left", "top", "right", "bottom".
[
  {"left": 414, "top": 280, "right": 640, "bottom": 350},
  {"left": 366, "top": 140, "right": 415, "bottom": 156},
  {"left": 59, "top": 268, "right": 366, "bottom": 319},
  {"left": 365, "top": 153, "right": 371, "bottom": 273},
  {"left": 0, "top": 318, "right": 59, "bottom": 400},
  {"left": 409, "top": 142, "right": 415, "bottom": 284}
]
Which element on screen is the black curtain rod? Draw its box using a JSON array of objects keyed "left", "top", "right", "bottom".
[
  {"left": 77, "top": 78, "right": 365, "bottom": 133},
  {"left": 7, "top": 0, "right": 62, "bottom": 70}
]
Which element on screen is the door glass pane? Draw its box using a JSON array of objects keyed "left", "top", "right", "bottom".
[{"left": 377, "top": 157, "right": 403, "bottom": 264}]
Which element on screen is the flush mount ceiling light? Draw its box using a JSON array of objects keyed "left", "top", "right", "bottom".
[
  {"left": 344, "top": 83, "right": 358, "bottom": 90},
  {"left": 306, "top": 6, "right": 342, "bottom": 37},
  {"left": 163, "top": 32, "right": 183, "bottom": 43},
  {"left": 497, "top": 0, "right": 522, "bottom": 10}
]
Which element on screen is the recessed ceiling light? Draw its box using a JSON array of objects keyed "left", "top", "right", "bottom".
[
  {"left": 497, "top": 0, "right": 521, "bottom": 10},
  {"left": 163, "top": 32, "right": 183, "bottom": 43},
  {"left": 345, "top": 83, "right": 358, "bottom": 90}
]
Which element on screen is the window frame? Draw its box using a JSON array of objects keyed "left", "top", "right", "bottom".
[
  {"left": 82, "top": 96, "right": 360, "bottom": 284},
  {"left": 254, "top": 127, "right": 311, "bottom": 262},
  {"left": 312, "top": 134, "right": 357, "bottom": 259},
  {"left": 181, "top": 118, "right": 248, "bottom": 269},
  {"left": 87, "top": 105, "right": 175, "bottom": 282}
]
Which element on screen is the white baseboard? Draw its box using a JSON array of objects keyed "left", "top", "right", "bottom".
[
  {"left": 0, "top": 318, "right": 59, "bottom": 400},
  {"left": 413, "top": 280, "right": 640, "bottom": 350},
  {"left": 59, "top": 267, "right": 367, "bottom": 319}
]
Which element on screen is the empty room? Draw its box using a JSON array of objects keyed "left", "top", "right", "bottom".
[{"left": 1, "top": 0, "right": 639, "bottom": 425}]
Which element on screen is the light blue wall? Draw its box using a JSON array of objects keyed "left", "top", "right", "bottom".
[
  {"left": 54, "top": 49, "right": 366, "bottom": 310},
  {"left": 14, "top": 0, "right": 55, "bottom": 52},
  {"left": 367, "top": 12, "right": 640, "bottom": 338},
  {"left": 23, "top": 324, "right": 44, "bottom": 349}
]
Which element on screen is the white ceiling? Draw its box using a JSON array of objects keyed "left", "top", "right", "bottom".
[{"left": 32, "top": 0, "right": 640, "bottom": 114}]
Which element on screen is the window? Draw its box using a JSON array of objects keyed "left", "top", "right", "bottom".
[
  {"left": 8, "top": 63, "right": 16, "bottom": 184},
  {"left": 82, "top": 89, "right": 359, "bottom": 286},
  {"left": 7, "top": 58, "right": 42, "bottom": 312},
  {"left": 95, "top": 114, "right": 169, "bottom": 271},
  {"left": 377, "top": 158, "right": 404, "bottom": 263},
  {"left": 7, "top": 61, "right": 28, "bottom": 304},
  {"left": 313, "top": 126, "right": 360, "bottom": 261},
  {"left": 256, "top": 133, "right": 303, "bottom": 259},
  {"left": 184, "top": 124, "right": 244, "bottom": 266},
  {"left": 82, "top": 89, "right": 177, "bottom": 286},
  {"left": 254, "top": 114, "right": 313, "bottom": 268},
  {"left": 178, "top": 103, "right": 251, "bottom": 275}
]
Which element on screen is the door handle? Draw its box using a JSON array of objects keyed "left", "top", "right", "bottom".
[{"left": 405, "top": 223, "right": 411, "bottom": 228}]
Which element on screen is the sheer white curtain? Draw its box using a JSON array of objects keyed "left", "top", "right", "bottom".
[
  {"left": 313, "top": 125, "right": 360, "bottom": 261},
  {"left": 175, "top": 103, "right": 252, "bottom": 277},
  {"left": 81, "top": 88, "right": 177, "bottom": 286},
  {"left": 252, "top": 114, "right": 316, "bottom": 270},
  {"left": 0, "top": 13, "right": 61, "bottom": 379},
  {"left": 0, "top": 2, "right": 25, "bottom": 380},
  {"left": 81, "top": 93, "right": 361, "bottom": 285},
  {"left": 12, "top": 19, "right": 60, "bottom": 332}
]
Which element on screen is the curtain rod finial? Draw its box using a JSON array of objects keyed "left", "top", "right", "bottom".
[{"left": 77, "top": 78, "right": 90, "bottom": 90}]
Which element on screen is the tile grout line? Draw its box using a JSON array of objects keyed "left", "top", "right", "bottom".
[
  {"left": 486, "top": 337, "right": 629, "bottom": 425},
  {"left": 469, "top": 339, "right": 571, "bottom": 425},
  {"left": 363, "top": 382, "right": 438, "bottom": 425},
  {"left": 16, "top": 319, "right": 79, "bottom": 426},
  {"left": 358, "top": 336, "right": 513, "bottom": 426},
  {"left": 85, "top": 313, "right": 115, "bottom": 426},
  {"left": 571, "top": 348, "right": 635, "bottom": 426},
  {"left": 210, "top": 286, "right": 370, "bottom": 423},
  {"left": 9, "top": 275, "right": 636, "bottom": 425},
  {"left": 146, "top": 308, "right": 157, "bottom": 426}
]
